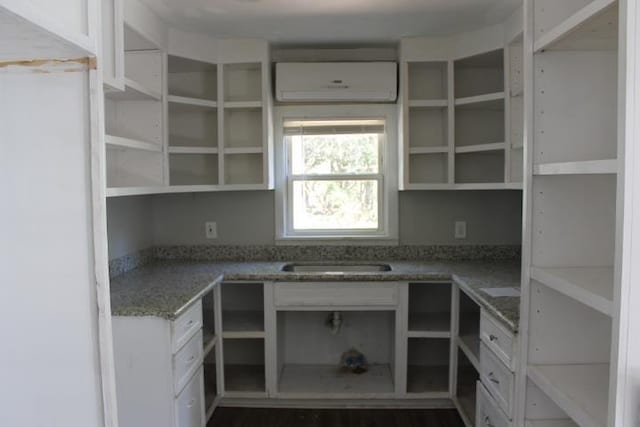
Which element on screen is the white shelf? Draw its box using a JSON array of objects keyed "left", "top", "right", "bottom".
[
  {"left": 457, "top": 335, "right": 481, "bottom": 372},
  {"left": 455, "top": 142, "right": 506, "bottom": 154},
  {"left": 526, "top": 420, "right": 579, "bottom": 427},
  {"left": 409, "top": 99, "right": 448, "bottom": 108},
  {"left": 534, "top": 159, "right": 617, "bottom": 176},
  {"left": 105, "top": 135, "right": 162, "bottom": 153},
  {"left": 168, "top": 146, "right": 218, "bottom": 154},
  {"left": 224, "top": 101, "right": 262, "bottom": 109},
  {"left": 534, "top": 0, "right": 618, "bottom": 52},
  {"left": 277, "top": 364, "right": 395, "bottom": 397},
  {"left": 224, "top": 147, "right": 264, "bottom": 155},
  {"left": 106, "top": 78, "right": 162, "bottom": 102},
  {"left": 168, "top": 95, "right": 217, "bottom": 109},
  {"left": 409, "top": 146, "right": 449, "bottom": 154},
  {"left": 222, "top": 310, "right": 264, "bottom": 339},
  {"left": 455, "top": 92, "right": 505, "bottom": 107},
  {"left": 203, "top": 333, "right": 216, "bottom": 359},
  {"left": 408, "top": 312, "right": 451, "bottom": 338},
  {"left": 530, "top": 266, "right": 614, "bottom": 316},
  {"left": 0, "top": 2, "right": 95, "bottom": 62},
  {"left": 527, "top": 364, "right": 609, "bottom": 427},
  {"left": 404, "top": 182, "right": 523, "bottom": 191}
]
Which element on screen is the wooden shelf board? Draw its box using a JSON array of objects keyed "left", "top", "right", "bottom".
[
  {"left": 533, "top": 159, "right": 617, "bottom": 176},
  {"left": 455, "top": 92, "right": 505, "bottom": 108},
  {"left": 530, "top": 266, "right": 614, "bottom": 316},
  {"left": 409, "top": 99, "right": 448, "bottom": 108},
  {"left": 526, "top": 420, "right": 579, "bottom": 427},
  {"left": 106, "top": 78, "right": 162, "bottom": 101},
  {"left": 168, "top": 95, "right": 217, "bottom": 109},
  {"left": 224, "top": 147, "right": 264, "bottom": 155},
  {"left": 534, "top": 0, "right": 618, "bottom": 52},
  {"left": 409, "top": 146, "right": 449, "bottom": 154},
  {"left": 278, "top": 364, "right": 395, "bottom": 397},
  {"left": 455, "top": 142, "right": 506, "bottom": 154},
  {"left": 224, "top": 101, "right": 262, "bottom": 109},
  {"left": 527, "top": 364, "right": 609, "bottom": 427},
  {"left": 457, "top": 335, "right": 481, "bottom": 372},
  {"left": 169, "top": 146, "right": 219, "bottom": 154},
  {"left": 105, "top": 135, "right": 162, "bottom": 153},
  {"left": 0, "top": 2, "right": 95, "bottom": 62}
]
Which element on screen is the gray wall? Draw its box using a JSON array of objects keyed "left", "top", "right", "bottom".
[{"left": 107, "top": 190, "right": 522, "bottom": 259}]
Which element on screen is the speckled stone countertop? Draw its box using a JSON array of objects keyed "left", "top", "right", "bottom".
[{"left": 110, "top": 261, "right": 521, "bottom": 332}]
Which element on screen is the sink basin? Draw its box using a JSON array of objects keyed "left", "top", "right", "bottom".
[{"left": 281, "top": 263, "right": 392, "bottom": 273}]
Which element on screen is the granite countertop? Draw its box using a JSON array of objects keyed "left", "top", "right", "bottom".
[{"left": 110, "top": 260, "right": 521, "bottom": 332}]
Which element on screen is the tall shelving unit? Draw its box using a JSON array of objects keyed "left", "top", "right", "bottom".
[{"left": 519, "top": 1, "right": 621, "bottom": 426}]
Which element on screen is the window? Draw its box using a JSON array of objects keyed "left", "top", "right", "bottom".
[{"left": 281, "top": 118, "right": 388, "bottom": 238}]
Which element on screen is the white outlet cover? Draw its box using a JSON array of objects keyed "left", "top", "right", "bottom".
[
  {"left": 455, "top": 221, "right": 467, "bottom": 239},
  {"left": 205, "top": 222, "right": 217, "bottom": 239}
]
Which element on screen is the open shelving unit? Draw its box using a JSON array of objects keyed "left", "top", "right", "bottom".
[
  {"left": 407, "top": 283, "right": 452, "bottom": 338},
  {"left": 201, "top": 287, "right": 219, "bottom": 422},
  {"left": 520, "top": 3, "right": 621, "bottom": 421},
  {"left": 406, "top": 337, "right": 450, "bottom": 396},
  {"left": 105, "top": 25, "right": 165, "bottom": 191},
  {"left": 455, "top": 349, "right": 479, "bottom": 426}
]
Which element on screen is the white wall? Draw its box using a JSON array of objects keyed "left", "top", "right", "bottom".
[
  {"left": 0, "top": 72, "right": 103, "bottom": 427},
  {"left": 107, "top": 189, "right": 522, "bottom": 258}
]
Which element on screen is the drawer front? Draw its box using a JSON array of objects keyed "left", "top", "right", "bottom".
[
  {"left": 172, "top": 300, "right": 203, "bottom": 353},
  {"left": 480, "top": 311, "right": 515, "bottom": 370},
  {"left": 174, "top": 331, "right": 203, "bottom": 395},
  {"left": 480, "top": 342, "right": 514, "bottom": 417},
  {"left": 274, "top": 282, "right": 397, "bottom": 307},
  {"left": 476, "top": 381, "right": 511, "bottom": 427},
  {"left": 175, "top": 368, "right": 204, "bottom": 427}
]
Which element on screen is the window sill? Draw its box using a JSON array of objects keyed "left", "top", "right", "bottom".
[{"left": 275, "top": 236, "right": 399, "bottom": 246}]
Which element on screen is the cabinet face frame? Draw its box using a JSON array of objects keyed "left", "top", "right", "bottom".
[{"left": 102, "top": 0, "right": 125, "bottom": 90}]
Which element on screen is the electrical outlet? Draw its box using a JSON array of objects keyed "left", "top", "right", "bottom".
[
  {"left": 455, "top": 221, "right": 467, "bottom": 240},
  {"left": 205, "top": 222, "right": 217, "bottom": 239}
]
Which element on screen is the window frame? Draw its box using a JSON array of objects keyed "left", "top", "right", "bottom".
[{"left": 274, "top": 104, "right": 399, "bottom": 243}]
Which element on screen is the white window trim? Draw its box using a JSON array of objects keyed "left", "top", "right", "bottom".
[{"left": 274, "top": 104, "right": 399, "bottom": 244}]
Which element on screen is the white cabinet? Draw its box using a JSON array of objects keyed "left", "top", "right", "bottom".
[{"left": 112, "top": 299, "right": 210, "bottom": 427}]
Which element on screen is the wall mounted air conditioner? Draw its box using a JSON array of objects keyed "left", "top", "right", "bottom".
[{"left": 275, "top": 62, "right": 397, "bottom": 102}]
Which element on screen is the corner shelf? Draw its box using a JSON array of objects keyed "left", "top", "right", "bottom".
[
  {"left": 224, "top": 101, "right": 262, "bottom": 109},
  {"left": 527, "top": 364, "right": 609, "bottom": 427},
  {"left": 168, "top": 146, "right": 218, "bottom": 154},
  {"left": 409, "top": 99, "right": 448, "bottom": 108},
  {"left": 457, "top": 335, "right": 480, "bottom": 372},
  {"left": 408, "top": 312, "right": 451, "bottom": 338},
  {"left": 106, "top": 78, "right": 162, "bottom": 101},
  {"left": 455, "top": 142, "right": 506, "bottom": 154},
  {"left": 530, "top": 266, "right": 614, "bottom": 316},
  {"left": 455, "top": 91, "right": 505, "bottom": 107},
  {"left": 533, "top": 159, "right": 617, "bottom": 176},
  {"left": 105, "top": 134, "right": 162, "bottom": 153},
  {"left": 224, "top": 147, "right": 263, "bottom": 155},
  {"left": 222, "top": 310, "right": 264, "bottom": 339},
  {"left": 534, "top": 0, "right": 618, "bottom": 52},
  {"left": 168, "top": 95, "right": 217, "bottom": 110}
]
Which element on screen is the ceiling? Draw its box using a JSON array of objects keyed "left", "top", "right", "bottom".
[{"left": 140, "top": 0, "right": 522, "bottom": 44}]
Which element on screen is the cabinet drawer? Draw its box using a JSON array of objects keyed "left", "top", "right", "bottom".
[
  {"left": 476, "top": 381, "right": 511, "bottom": 427},
  {"left": 174, "top": 331, "right": 203, "bottom": 395},
  {"left": 274, "top": 282, "right": 397, "bottom": 307},
  {"left": 480, "top": 342, "right": 514, "bottom": 417},
  {"left": 175, "top": 368, "right": 205, "bottom": 427},
  {"left": 172, "top": 301, "right": 203, "bottom": 353},
  {"left": 480, "top": 311, "right": 515, "bottom": 370}
]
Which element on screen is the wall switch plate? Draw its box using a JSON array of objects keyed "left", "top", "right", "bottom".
[
  {"left": 205, "top": 222, "right": 217, "bottom": 239},
  {"left": 455, "top": 221, "right": 467, "bottom": 240}
]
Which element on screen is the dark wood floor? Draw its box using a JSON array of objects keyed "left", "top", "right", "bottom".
[{"left": 208, "top": 408, "right": 465, "bottom": 427}]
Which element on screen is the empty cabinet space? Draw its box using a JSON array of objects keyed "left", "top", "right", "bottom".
[
  {"left": 455, "top": 100, "right": 504, "bottom": 149},
  {"left": 202, "top": 289, "right": 216, "bottom": 356},
  {"left": 454, "top": 49, "right": 504, "bottom": 99},
  {"left": 224, "top": 63, "right": 262, "bottom": 103},
  {"left": 168, "top": 102, "right": 218, "bottom": 148},
  {"left": 409, "top": 107, "right": 448, "bottom": 149},
  {"left": 168, "top": 56, "right": 218, "bottom": 101},
  {"left": 408, "top": 283, "right": 451, "bottom": 338},
  {"left": 221, "top": 283, "right": 264, "bottom": 338},
  {"left": 169, "top": 154, "right": 218, "bottom": 186},
  {"left": 223, "top": 338, "right": 266, "bottom": 393},
  {"left": 456, "top": 348, "right": 479, "bottom": 425},
  {"left": 106, "top": 147, "right": 164, "bottom": 188},
  {"left": 204, "top": 350, "right": 217, "bottom": 422},
  {"left": 224, "top": 154, "right": 263, "bottom": 185},
  {"left": 524, "top": 380, "right": 580, "bottom": 427},
  {"left": 406, "top": 338, "right": 450, "bottom": 395},
  {"left": 224, "top": 108, "right": 263, "bottom": 149},
  {"left": 409, "top": 153, "right": 448, "bottom": 185},
  {"left": 407, "top": 61, "right": 448, "bottom": 102},
  {"left": 455, "top": 151, "right": 505, "bottom": 184},
  {"left": 276, "top": 311, "right": 395, "bottom": 397},
  {"left": 458, "top": 290, "right": 480, "bottom": 369}
]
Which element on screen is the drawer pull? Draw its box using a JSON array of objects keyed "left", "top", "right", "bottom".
[
  {"left": 488, "top": 372, "right": 500, "bottom": 385},
  {"left": 484, "top": 416, "right": 494, "bottom": 427},
  {"left": 185, "top": 320, "right": 195, "bottom": 328},
  {"left": 489, "top": 334, "right": 498, "bottom": 342},
  {"left": 186, "top": 398, "right": 196, "bottom": 408},
  {"left": 187, "top": 355, "right": 196, "bottom": 363}
]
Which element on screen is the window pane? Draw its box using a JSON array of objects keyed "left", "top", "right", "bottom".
[
  {"left": 290, "top": 134, "right": 380, "bottom": 175},
  {"left": 292, "top": 180, "right": 379, "bottom": 230}
]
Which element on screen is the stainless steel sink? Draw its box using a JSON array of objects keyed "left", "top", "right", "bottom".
[{"left": 281, "top": 263, "right": 392, "bottom": 273}]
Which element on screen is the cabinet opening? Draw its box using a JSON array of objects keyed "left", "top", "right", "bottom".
[
  {"left": 169, "top": 153, "right": 218, "bottom": 186},
  {"left": 221, "top": 283, "right": 264, "bottom": 335},
  {"left": 455, "top": 151, "right": 505, "bottom": 184},
  {"left": 408, "top": 62, "right": 448, "bottom": 100},
  {"left": 223, "top": 338, "right": 265, "bottom": 393},
  {"left": 168, "top": 55, "right": 218, "bottom": 101},
  {"left": 409, "top": 153, "right": 449, "bottom": 184},
  {"left": 454, "top": 49, "right": 504, "bottom": 98},
  {"left": 169, "top": 104, "right": 218, "bottom": 148},
  {"left": 456, "top": 348, "right": 479, "bottom": 423},
  {"left": 276, "top": 311, "right": 395, "bottom": 396},
  {"left": 224, "top": 63, "right": 262, "bottom": 102},
  {"left": 408, "top": 283, "right": 451, "bottom": 336},
  {"left": 204, "top": 349, "right": 217, "bottom": 418},
  {"left": 407, "top": 338, "right": 450, "bottom": 394},
  {"left": 409, "top": 107, "right": 448, "bottom": 148}
]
